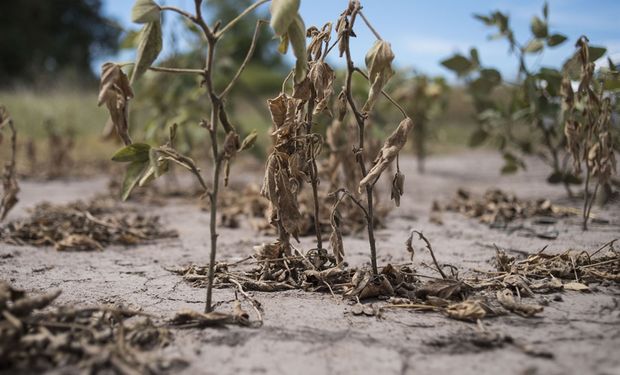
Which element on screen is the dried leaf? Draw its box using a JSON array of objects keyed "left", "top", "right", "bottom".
[
  {"left": 563, "top": 281, "right": 589, "bottom": 292},
  {"left": 445, "top": 300, "right": 487, "bottom": 321},
  {"left": 55, "top": 234, "right": 104, "bottom": 251},
  {"left": 98, "top": 63, "right": 134, "bottom": 145},
  {"left": 309, "top": 61, "right": 335, "bottom": 114},
  {"left": 329, "top": 201, "right": 344, "bottom": 264},
  {"left": 390, "top": 171, "right": 404, "bottom": 207},
  {"left": 416, "top": 279, "right": 469, "bottom": 300},
  {"left": 496, "top": 289, "right": 543, "bottom": 317},
  {"left": 362, "top": 40, "right": 395, "bottom": 112},
  {"left": 359, "top": 117, "right": 414, "bottom": 192}
]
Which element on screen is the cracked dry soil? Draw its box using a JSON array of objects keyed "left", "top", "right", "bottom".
[{"left": 1, "top": 151, "right": 619, "bottom": 375}]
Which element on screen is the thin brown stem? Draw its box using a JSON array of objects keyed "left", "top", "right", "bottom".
[
  {"left": 219, "top": 20, "right": 267, "bottom": 98},
  {"left": 306, "top": 91, "right": 323, "bottom": 250},
  {"left": 342, "top": 4, "right": 378, "bottom": 275},
  {"left": 353, "top": 68, "right": 408, "bottom": 118},
  {"left": 358, "top": 11, "right": 382, "bottom": 40},
  {"left": 412, "top": 231, "right": 448, "bottom": 280},
  {"left": 148, "top": 66, "right": 205, "bottom": 75},
  {"left": 216, "top": 0, "right": 270, "bottom": 38}
]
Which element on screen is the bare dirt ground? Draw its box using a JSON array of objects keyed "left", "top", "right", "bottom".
[{"left": 2, "top": 151, "right": 619, "bottom": 375}]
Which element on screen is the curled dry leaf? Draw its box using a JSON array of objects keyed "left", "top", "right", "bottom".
[
  {"left": 55, "top": 234, "right": 104, "bottom": 252},
  {"left": 329, "top": 200, "right": 345, "bottom": 264},
  {"left": 308, "top": 61, "right": 335, "bottom": 115},
  {"left": 98, "top": 63, "right": 134, "bottom": 145},
  {"left": 496, "top": 289, "right": 543, "bottom": 317},
  {"left": 362, "top": 40, "right": 395, "bottom": 112},
  {"left": 390, "top": 171, "right": 404, "bottom": 207},
  {"left": 359, "top": 117, "right": 414, "bottom": 193},
  {"left": 445, "top": 300, "right": 487, "bottom": 321}
]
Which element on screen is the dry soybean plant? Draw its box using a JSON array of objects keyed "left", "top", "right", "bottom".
[
  {"left": 562, "top": 37, "right": 617, "bottom": 230},
  {"left": 260, "top": 0, "right": 413, "bottom": 276},
  {"left": 0, "top": 105, "right": 19, "bottom": 222},
  {"left": 99, "top": 0, "right": 268, "bottom": 314}
]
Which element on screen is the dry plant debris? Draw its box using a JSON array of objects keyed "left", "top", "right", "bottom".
[
  {"left": 436, "top": 188, "right": 576, "bottom": 227},
  {"left": 0, "top": 280, "right": 183, "bottom": 374},
  {"left": 0, "top": 195, "right": 177, "bottom": 251},
  {"left": 169, "top": 233, "right": 618, "bottom": 326}
]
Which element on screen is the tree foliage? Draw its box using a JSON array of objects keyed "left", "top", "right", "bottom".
[{"left": 0, "top": 0, "right": 121, "bottom": 85}]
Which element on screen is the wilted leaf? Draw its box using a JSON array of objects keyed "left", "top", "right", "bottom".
[
  {"left": 329, "top": 200, "right": 344, "bottom": 264},
  {"left": 390, "top": 171, "right": 404, "bottom": 207},
  {"left": 121, "top": 160, "right": 149, "bottom": 201},
  {"left": 269, "top": 0, "right": 300, "bottom": 36},
  {"left": 309, "top": 61, "right": 335, "bottom": 114},
  {"left": 496, "top": 289, "right": 543, "bottom": 317},
  {"left": 563, "top": 281, "right": 589, "bottom": 292},
  {"left": 97, "top": 63, "right": 134, "bottom": 145},
  {"left": 524, "top": 39, "right": 544, "bottom": 53},
  {"left": 55, "top": 234, "right": 104, "bottom": 251},
  {"left": 111, "top": 143, "right": 151, "bottom": 162},
  {"left": 288, "top": 14, "right": 308, "bottom": 84},
  {"left": 359, "top": 117, "right": 414, "bottom": 192},
  {"left": 131, "top": 0, "right": 160, "bottom": 24},
  {"left": 132, "top": 20, "right": 163, "bottom": 82},
  {"left": 363, "top": 40, "right": 395, "bottom": 112},
  {"left": 239, "top": 130, "right": 258, "bottom": 151},
  {"left": 445, "top": 300, "right": 487, "bottom": 321}
]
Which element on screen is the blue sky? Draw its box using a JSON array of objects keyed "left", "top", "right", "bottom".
[{"left": 101, "top": 0, "right": 620, "bottom": 80}]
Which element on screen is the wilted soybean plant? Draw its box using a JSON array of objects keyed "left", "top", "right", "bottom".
[
  {"left": 262, "top": 0, "right": 413, "bottom": 276},
  {"left": 98, "top": 0, "right": 267, "bottom": 313},
  {"left": 562, "top": 37, "right": 617, "bottom": 230}
]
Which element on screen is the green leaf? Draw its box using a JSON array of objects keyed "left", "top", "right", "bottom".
[
  {"left": 589, "top": 46, "right": 607, "bottom": 61},
  {"left": 563, "top": 45, "right": 607, "bottom": 79},
  {"left": 473, "top": 14, "right": 493, "bottom": 25},
  {"left": 131, "top": 0, "right": 160, "bottom": 24},
  {"left": 239, "top": 130, "right": 258, "bottom": 151},
  {"left": 111, "top": 143, "right": 151, "bottom": 162},
  {"left": 469, "top": 128, "right": 488, "bottom": 147},
  {"left": 524, "top": 39, "right": 544, "bottom": 53},
  {"left": 269, "top": 0, "right": 300, "bottom": 36},
  {"left": 546, "top": 33, "right": 567, "bottom": 47},
  {"left": 543, "top": 2, "right": 548, "bottom": 19},
  {"left": 121, "top": 160, "right": 149, "bottom": 201},
  {"left": 530, "top": 16, "right": 547, "bottom": 38},
  {"left": 131, "top": 20, "right": 163, "bottom": 83},
  {"left": 440, "top": 54, "right": 473, "bottom": 76}
]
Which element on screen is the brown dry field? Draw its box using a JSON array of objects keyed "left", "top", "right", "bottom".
[{"left": 2, "top": 151, "right": 619, "bottom": 375}]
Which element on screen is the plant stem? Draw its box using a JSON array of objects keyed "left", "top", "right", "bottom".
[
  {"left": 353, "top": 68, "right": 408, "bottom": 118},
  {"left": 306, "top": 92, "right": 323, "bottom": 250},
  {"left": 216, "top": 0, "right": 270, "bottom": 38},
  {"left": 220, "top": 20, "right": 266, "bottom": 98},
  {"left": 148, "top": 66, "right": 205, "bottom": 75},
  {"left": 583, "top": 167, "right": 590, "bottom": 231},
  {"left": 343, "top": 4, "right": 378, "bottom": 275},
  {"left": 358, "top": 11, "right": 382, "bottom": 40}
]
